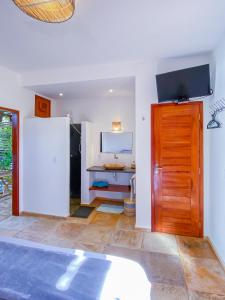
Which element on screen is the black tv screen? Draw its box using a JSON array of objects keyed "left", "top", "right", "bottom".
[{"left": 156, "top": 64, "right": 211, "bottom": 102}]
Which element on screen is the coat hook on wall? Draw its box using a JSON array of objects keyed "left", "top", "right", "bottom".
[{"left": 207, "top": 98, "right": 225, "bottom": 129}]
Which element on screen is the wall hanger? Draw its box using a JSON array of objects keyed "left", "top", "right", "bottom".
[{"left": 207, "top": 98, "right": 225, "bottom": 129}]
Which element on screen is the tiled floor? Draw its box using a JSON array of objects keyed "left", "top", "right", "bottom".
[
  {"left": 70, "top": 198, "right": 80, "bottom": 215},
  {"left": 0, "top": 195, "right": 12, "bottom": 220},
  {"left": 0, "top": 209, "right": 224, "bottom": 299}
]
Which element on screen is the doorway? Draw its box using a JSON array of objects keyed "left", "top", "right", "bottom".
[
  {"left": 70, "top": 123, "right": 81, "bottom": 215},
  {"left": 151, "top": 101, "right": 203, "bottom": 237},
  {"left": 0, "top": 107, "right": 19, "bottom": 218}
]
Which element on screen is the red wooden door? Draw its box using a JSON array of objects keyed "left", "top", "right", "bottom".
[
  {"left": 151, "top": 102, "right": 203, "bottom": 237},
  {"left": 0, "top": 106, "right": 19, "bottom": 216}
]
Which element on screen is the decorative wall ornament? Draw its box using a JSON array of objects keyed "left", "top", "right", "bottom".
[
  {"left": 12, "top": 0, "right": 75, "bottom": 23},
  {"left": 207, "top": 98, "right": 225, "bottom": 129},
  {"left": 35, "top": 95, "right": 51, "bottom": 118}
]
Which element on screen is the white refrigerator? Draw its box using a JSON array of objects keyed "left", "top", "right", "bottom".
[{"left": 23, "top": 117, "right": 70, "bottom": 217}]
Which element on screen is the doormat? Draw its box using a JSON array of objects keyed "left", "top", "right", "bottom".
[
  {"left": 96, "top": 204, "right": 124, "bottom": 214},
  {"left": 71, "top": 206, "right": 95, "bottom": 218}
]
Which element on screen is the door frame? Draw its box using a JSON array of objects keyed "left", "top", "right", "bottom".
[
  {"left": 0, "top": 106, "right": 20, "bottom": 216},
  {"left": 151, "top": 101, "right": 204, "bottom": 237}
]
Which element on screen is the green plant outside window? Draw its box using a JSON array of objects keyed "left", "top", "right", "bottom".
[{"left": 0, "top": 115, "right": 12, "bottom": 171}]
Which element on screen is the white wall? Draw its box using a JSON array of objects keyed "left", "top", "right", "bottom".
[
  {"left": 0, "top": 66, "right": 35, "bottom": 212},
  {"left": 157, "top": 53, "right": 211, "bottom": 74},
  {"left": 134, "top": 63, "right": 157, "bottom": 228},
  {"left": 81, "top": 121, "right": 94, "bottom": 204},
  {"left": 207, "top": 38, "right": 225, "bottom": 265},
  {"left": 58, "top": 95, "right": 135, "bottom": 166},
  {"left": 24, "top": 117, "right": 70, "bottom": 217}
]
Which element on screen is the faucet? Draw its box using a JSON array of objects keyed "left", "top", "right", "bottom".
[{"left": 114, "top": 153, "right": 119, "bottom": 160}]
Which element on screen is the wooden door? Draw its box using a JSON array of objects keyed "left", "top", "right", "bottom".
[
  {"left": 151, "top": 102, "right": 203, "bottom": 237},
  {"left": 0, "top": 106, "right": 20, "bottom": 216}
]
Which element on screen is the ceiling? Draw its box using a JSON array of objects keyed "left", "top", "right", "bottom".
[
  {"left": 1, "top": 1, "right": 225, "bottom": 72},
  {"left": 30, "top": 77, "right": 135, "bottom": 100}
]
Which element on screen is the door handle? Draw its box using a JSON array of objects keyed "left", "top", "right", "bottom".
[{"left": 154, "top": 166, "right": 162, "bottom": 175}]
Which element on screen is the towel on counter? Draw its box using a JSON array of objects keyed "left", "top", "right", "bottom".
[{"left": 92, "top": 180, "right": 109, "bottom": 188}]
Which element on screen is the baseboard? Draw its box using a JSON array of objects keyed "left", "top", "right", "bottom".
[
  {"left": 20, "top": 211, "right": 67, "bottom": 220},
  {"left": 135, "top": 224, "right": 151, "bottom": 232},
  {"left": 206, "top": 236, "right": 225, "bottom": 271}
]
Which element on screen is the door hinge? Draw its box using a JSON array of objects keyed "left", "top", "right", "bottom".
[
  {"left": 199, "top": 168, "right": 201, "bottom": 175},
  {"left": 199, "top": 113, "right": 201, "bottom": 121}
]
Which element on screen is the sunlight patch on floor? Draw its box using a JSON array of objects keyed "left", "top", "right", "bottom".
[{"left": 99, "top": 255, "right": 151, "bottom": 300}]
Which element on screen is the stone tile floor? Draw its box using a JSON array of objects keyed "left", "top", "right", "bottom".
[
  {"left": 70, "top": 198, "right": 80, "bottom": 215},
  {"left": 0, "top": 210, "right": 224, "bottom": 299},
  {"left": 0, "top": 196, "right": 12, "bottom": 221}
]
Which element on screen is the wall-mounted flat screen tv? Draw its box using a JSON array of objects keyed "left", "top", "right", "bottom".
[{"left": 156, "top": 64, "right": 211, "bottom": 102}]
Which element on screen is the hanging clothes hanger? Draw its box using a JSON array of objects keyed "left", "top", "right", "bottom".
[{"left": 207, "top": 98, "right": 225, "bottom": 129}]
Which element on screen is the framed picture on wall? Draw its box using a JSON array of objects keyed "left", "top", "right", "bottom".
[{"left": 35, "top": 95, "right": 51, "bottom": 118}]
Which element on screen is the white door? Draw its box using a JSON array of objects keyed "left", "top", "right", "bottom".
[{"left": 24, "top": 117, "right": 70, "bottom": 217}]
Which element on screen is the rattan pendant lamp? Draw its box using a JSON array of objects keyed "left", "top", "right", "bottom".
[{"left": 12, "top": 0, "right": 75, "bottom": 23}]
